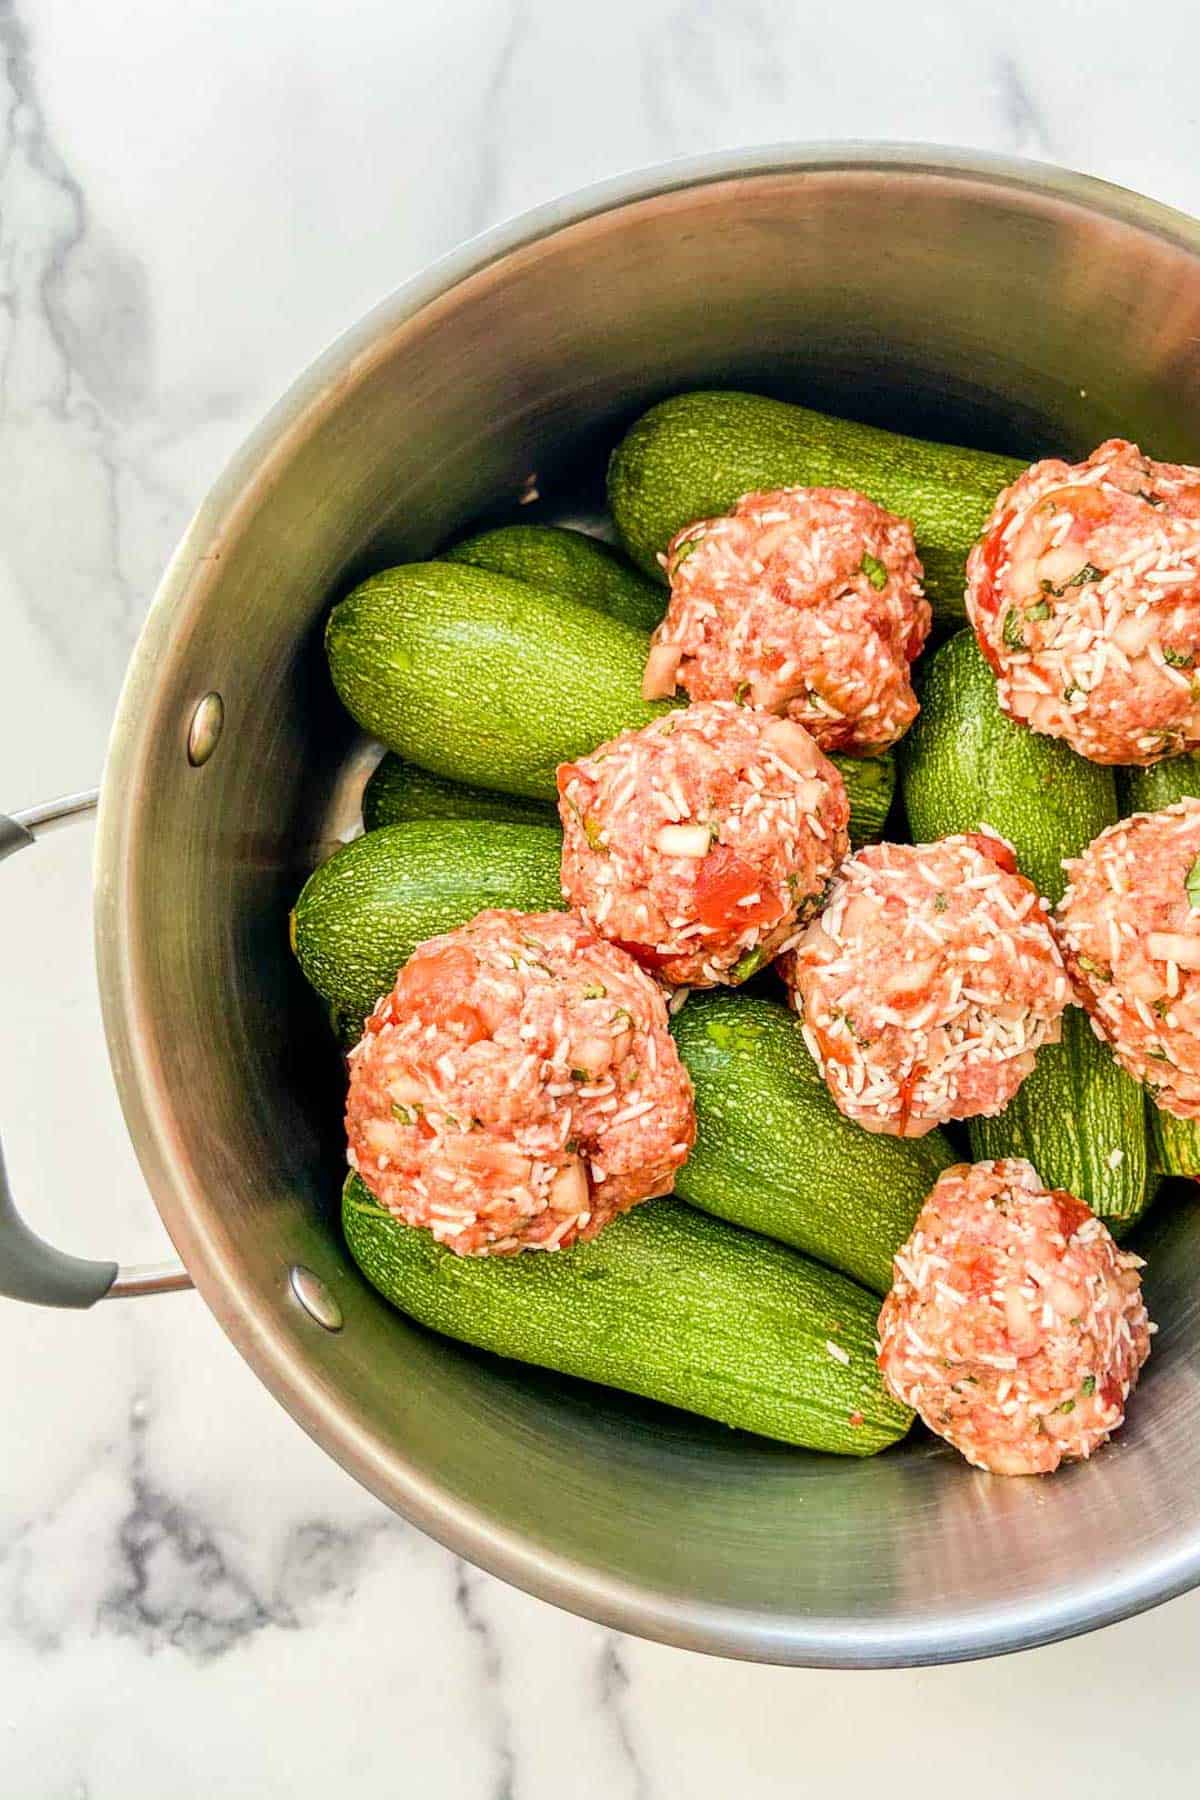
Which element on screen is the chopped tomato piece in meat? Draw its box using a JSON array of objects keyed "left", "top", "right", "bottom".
[
  {"left": 396, "top": 944, "right": 487, "bottom": 1040},
  {"left": 896, "top": 1065, "right": 923, "bottom": 1134},
  {"left": 1040, "top": 483, "right": 1114, "bottom": 527},
  {"left": 1050, "top": 1189, "right": 1093, "bottom": 1240},
  {"left": 694, "top": 845, "right": 785, "bottom": 929},
  {"left": 959, "top": 1247, "right": 997, "bottom": 1299},
  {"left": 400, "top": 942, "right": 475, "bottom": 999},
  {"left": 439, "top": 1002, "right": 488, "bottom": 1044},
  {"left": 608, "top": 936, "right": 673, "bottom": 972},
  {"left": 962, "top": 831, "right": 1018, "bottom": 876},
  {"left": 811, "top": 1022, "right": 858, "bottom": 1070},
  {"left": 1100, "top": 1373, "right": 1125, "bottom": 1412},
  {"left": 972, "top": 508, "right": 1014, "bottom": 632}
]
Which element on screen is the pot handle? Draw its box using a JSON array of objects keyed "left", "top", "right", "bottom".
[{"left": 0, "top": 792, "right": 192, "bottom": 1307}]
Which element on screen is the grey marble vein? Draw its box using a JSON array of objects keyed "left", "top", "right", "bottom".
[
  {"left": 0, "top": 0, "right": 184, "bottom": 704},
  {"left": 468, "top": 0, "right": 526, "bottom": 237},
  {"left": 992, "top": 52, "right": 1053, "bottom": 160},
  {"left": 598, "top": 1634, "right": 650, "bottom": 1800},
  {"left": 453, "top": 1559, "right": 516, "bottom": 1800},
  {"left": 0, "top": 1395, "right": 397, "bottom": 1664}
]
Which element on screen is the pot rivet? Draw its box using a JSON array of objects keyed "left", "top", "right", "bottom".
[
  {"left": 289, "top": 1264, "right": 343, "bottom": 1332},
  {"left": 187, "top": 692, "right": 225, "bottom": 767}
]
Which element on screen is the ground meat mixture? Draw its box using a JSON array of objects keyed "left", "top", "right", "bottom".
[
  {"left": 1057, "top": 796, "right": 1200, "bottom": 1118},
  {"left": 642, "top": 486, "right": 930, "bottom": 755},
  {"left": 345, "top": 910, "right": 696, "bottom": 1256},
  {"left": 557, "top": 700, "right": 849, "bottom": 988},
  {"left": 877, "top": 1159, "right": 1152, "bottom": 1474},
  {"left": 966, "top": 439, "right": 1200, "bottom": 765},
  {"left": 785, "top": 833, "right": 1069, "bottom": 1136}
]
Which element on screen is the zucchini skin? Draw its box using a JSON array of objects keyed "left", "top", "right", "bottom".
[
  {"left": 1118, "top": 753, "right": 1200, "bottom": 1179},
  {"left": 969, "top": 1011, "right": 1148, "bottom": 1224},
  {"left": 290, "top": 820, "right": 565, "bottom": 1026},
  {"left": 833, "top": 750, "right": 895, "bottom": 851},
  {"left": 329, "top": 559, "right": 892, "bottom": 845},
  {"left": 343, "top": 1176, "right": 913, "bottom": 1456},
  {"left": 445, "top": 523, "right": 665, "bottom": 633},
  {"left": 900, "top": 630, "right": 1148, "bottom": 1222},
  {"left": 326, "top": 562, "right": 669, "bottom": 801},
  {"left": 902, "top": 631, "right": 1117, "bottom": 907},
  {"left": 607, "top": 390, "right": 1024, "bottom": 623},
  {"left": 363, "top": 755, "right": 556, "bottom": 833},
  {"left": 671, "top": 992, "right": 953, "bottom": 1294}
]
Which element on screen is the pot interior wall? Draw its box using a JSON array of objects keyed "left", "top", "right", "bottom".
[{"left": 98, "top": 159, "right": 1200, "bottom": 1662}]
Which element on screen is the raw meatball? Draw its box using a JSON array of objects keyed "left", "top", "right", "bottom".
[
  {"left": 1057, "top": 797, "right": 1200, "bottom": 1118},
  {"left": 345, "top": 910, "right": 695, "bottom": 1256},
  {"left": 877, "top": 1159, "right": 1152, "bottom": 1474},
  {"left": 785, "top": 833, "right": 1069, "bottom": 1136},
  {"left": 966, "top": 438, "right": 1200, "bottom": 765},
  {"left": 557, "top": 701, "right": 849, "bottom": 988},
  {"left": 643, "top": 486, "right": 930, "bottom": 755}
]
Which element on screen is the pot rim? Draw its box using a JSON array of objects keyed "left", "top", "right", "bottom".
[{"left": 95, "top": 142, "right": 1200, "bottom": 1667}]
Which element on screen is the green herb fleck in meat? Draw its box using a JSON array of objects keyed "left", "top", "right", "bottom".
[
  {"left": 581, "top": 981, "right": 607, "bottom": 1000},
  {"left": 1164, "top": 645, "right": 1195, "bottom": 669},
  {"left": 730, "top": 945, "right": 770, "bottom": 984},
  {"left": 1077, "top": 952, "right": 1112, "bottom": 983},
  {"left": 734, "top": 680, "right": 751, "bottom": 705},
  {"left": 1002, "top": 608, "right": 1026, "bottom": 651},
  {"left": 1081, "top": 1375, "right": 1096, "bottom": 1397},
  {"left": 860, "top": 552, "right": 889, "bottom": 592},
  {"left": 1042, "top": 564, "right": 1108, "bottom": 600},
  {"left": 1064, "top": 562, "right": 1107, "bottom": 589},
  {"left": 1026, "top": 599, "right": 1051, "bottom": 623},
  {"left": 1187, "top": 854, "right": 1200, "bottom": 911}
]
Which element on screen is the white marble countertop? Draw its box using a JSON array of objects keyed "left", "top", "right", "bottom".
[{"left": 2, "top": 2, "right": 1199, "bottom": 1793}]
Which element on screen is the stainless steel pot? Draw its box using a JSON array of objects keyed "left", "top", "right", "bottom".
[{"left": 4, "top": 145, "right": 1200, "bottom": 1667}]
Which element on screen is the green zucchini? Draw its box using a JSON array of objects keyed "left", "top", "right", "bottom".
[
  {"left": 1118, "top": 751, "right": 1200, "bottom": 819},
  {"left": 900, "top": 629, "right": 1147, "bottom": 1221},
  {"left": 326, "top": 562, "right": 669, "bottom": 800},
  {"left": 607, "top": 390, "right": 1024, "bottom": 621},
  {"left": 290, "top": 820, "right": 564, "bottom": 1026},
  {"left": 902, "top": 630, "right": 1117, "bottom": 907},
  {"left": 1118, "top": 752, "right": 1200, "bottom": 1179},
  {"left": 362, "top": 755, "right": 556, "bottom": 833},
  {"left": 835, "top": 750, "right": 895, "bottom": 850},
  {"left": 969, "top": 1013, "right": 1148, "bottom": 1226},
  {"left": 328, "top": 559, "right": 893, "bottom": 844},
  {"left": 344, "top": 1176, "right": 912, "bottom": 1456},
  {"left": 444, "top": 523, "right": 665, "bottom": 633},
  {"left": 671, "top": 992, "right": 953, "bottom": 1294}
]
